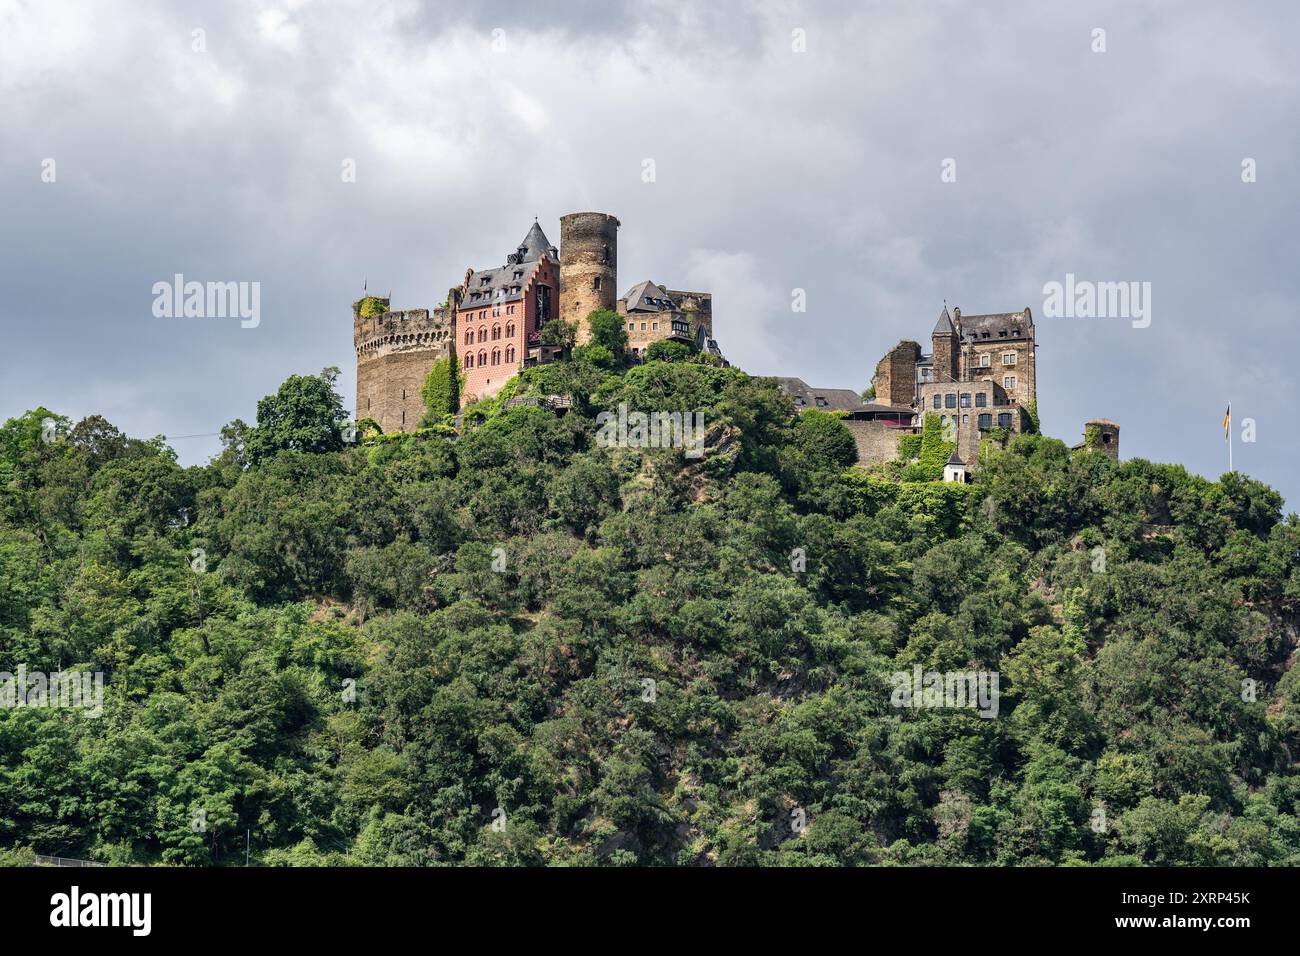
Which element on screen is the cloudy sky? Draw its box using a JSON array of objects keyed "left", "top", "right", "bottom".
[{"left": 2, "top": 0, "right": 1297, "bottom": 506}]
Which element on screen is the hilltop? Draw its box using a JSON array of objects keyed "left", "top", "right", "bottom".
[{"left": 0, "top": 346, "right": 1297, "bottom": 866}]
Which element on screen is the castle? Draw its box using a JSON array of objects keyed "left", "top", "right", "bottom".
[
  {"left": 353, "top": 218, "right": 1117, "bottom": 474},
  {"left": 779, "top": 303, "right": 1119, "bottom": 476},
  {"left": 353, "top": 212, "right": 724, "bottom": 431}
]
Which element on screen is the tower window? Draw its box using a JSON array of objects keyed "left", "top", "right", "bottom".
[
  {"left": 601, "top": 244, "right": 609, "bottom": 264},
  {"left": 1004, "top": 375, "right": 1017, "bottom": 390},
  {"left": 932, "top": 394, "right": 941, "bottom": 409},
  {"left": 593, "top": 276, "right": 602, "bottom": 291}
]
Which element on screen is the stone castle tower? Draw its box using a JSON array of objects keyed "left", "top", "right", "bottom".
[
  {"left": 559, "top": 212, "right": 619, "bottom": 344},
  {"left": 353, "top": 294, "right": 456, "bottom": 433}
]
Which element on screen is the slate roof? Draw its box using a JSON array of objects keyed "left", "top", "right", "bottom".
[
  {"left": 512, "top": 221, "right": 557, "bottom": 263},
  {"left": 933, "top": 305, "right": 956, "bottom": 336},
  {"left": 774, "top": 377, "right": 867, "bottom": 413},
  {"left": 623, "top": 280, "right": 677, "bottom": 313},
  {"left": 946, "top": 451, "right": 967, "bottom": 466},
  {"left": 462, "top": 222, "right": 556, "bottom": 308},
  {"left": 957, "top": 308, "right": 1032, "bottom": 342}
]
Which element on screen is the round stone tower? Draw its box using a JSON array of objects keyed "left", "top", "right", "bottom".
[
  {"left": 1084, "top": 419, "right": 1121, "bottom": 460},
  {"left": 559, "top": 212, "right": 619, "bottom": 344}
]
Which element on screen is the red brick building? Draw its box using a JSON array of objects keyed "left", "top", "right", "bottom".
[{"left": 455, "top": 221, "right": 558, "bottom": 406}]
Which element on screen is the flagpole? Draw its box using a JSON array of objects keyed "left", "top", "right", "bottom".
[{"left": 1228, "top": 402, "right": 1233, "bottom": 474}]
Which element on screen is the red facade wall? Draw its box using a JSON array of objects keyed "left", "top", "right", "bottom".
[{"left": 456, "top": 257, "right": 557, "bottom": 405}]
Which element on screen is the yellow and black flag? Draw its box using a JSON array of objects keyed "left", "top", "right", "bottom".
[{"left": 1223, "top": 403, "right": 1231, "bottom": 440}]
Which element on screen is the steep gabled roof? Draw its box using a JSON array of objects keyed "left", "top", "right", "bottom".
[
  {"left": 946, "top": 450, "right": 967, "bottom": 466},
  {"left": 515, "top": 220, "right": 557, "bottom": 262},
  {"left": 623, "top": 279, "right": 676, "bottom": 313},
  {"left": 933, "top": 305, "right": 956, "bottom": 336}
]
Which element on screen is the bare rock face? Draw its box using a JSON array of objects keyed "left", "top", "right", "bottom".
[{"left": 676, "top": 420, "right": 742, "bottom": 501}]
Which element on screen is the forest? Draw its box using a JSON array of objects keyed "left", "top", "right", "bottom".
[{"left": 1, "top": 332, "right": 1298, "bottom": 866}]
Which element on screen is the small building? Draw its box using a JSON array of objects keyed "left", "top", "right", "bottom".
[
  {"left": 618, "top": 279, "right": 722, "bottom": 359},
  {"left": 943, "top": 451, "right": 970, "bottom": 483},
  {"left": 774, "top": 377, "right": 918, "bottom": 466},
  {"left": 1071, "top": 419, "right": 1121, "bottom": 460}
]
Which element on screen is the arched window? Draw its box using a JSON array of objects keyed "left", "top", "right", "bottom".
[
  {"left": 478, "top": 327, "right": 487, "bottom": 343},
  {"left": 505, "top": 322, "right": 515, "bottom": 338},
  {"left": 478, "top": 350, "right": 487, "bottom": 367},
  {"left": 464, "top": 329, "right": 473, "bottom": 345},
  {"left": 464, "top": 353, "right": 474, "bottom": 368},
  {"left": 492, "top": 324, "right": 501, "bottom": 340},
  {"left": 505, "top": 345, "right": 515, "bottom": 363},
  {"left": 491, "top": 348, "right": 501, "bottom": 366}
]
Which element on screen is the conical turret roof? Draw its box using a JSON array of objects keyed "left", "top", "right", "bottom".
[
  {"left": 516, "top": 220, "right": 557, "bottom": 261},
  {"left": 933, "top": 304, "right": 956, "bottom": 336}
]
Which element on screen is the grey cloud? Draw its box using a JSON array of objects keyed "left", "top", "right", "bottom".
[{"left": 0, "top": 0, "right": 1295, "bottom": 505}]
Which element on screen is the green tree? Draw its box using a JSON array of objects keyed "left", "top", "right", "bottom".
[
  {"left": 245, "top": 368, "right": 348, "bottom": 463},
  {"left": 585, "top": 309, "right": 628, "bottom": 356}
]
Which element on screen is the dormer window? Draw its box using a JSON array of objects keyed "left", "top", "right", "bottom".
[
  {"left": 479, "top": 277, "right": 490, "bottom": 287},
  {"left": 815, "top": 397, "right": 828, "bottom": 407}
]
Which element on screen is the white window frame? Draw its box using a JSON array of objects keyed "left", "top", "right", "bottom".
[
  {"left": 1001, "top": 351, "right": 1017, "bottom": 366},
  {"left": 979, "top": 353, "right": 991, "bottom": 368},
  {"left": 1003, "top": 375, "right": 1017, "bottom": 390}
]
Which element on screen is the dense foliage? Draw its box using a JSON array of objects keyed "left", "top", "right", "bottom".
[
  {"left": 419, "top": 357, "right": 460, "bottom": 427},
  {"left": 1, "top": 355, "right": 1297, "bottom": 866}
]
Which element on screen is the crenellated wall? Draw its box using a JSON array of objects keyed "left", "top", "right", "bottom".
[{"left": 354, "top": 299, "right": 454, "bottom": 433}]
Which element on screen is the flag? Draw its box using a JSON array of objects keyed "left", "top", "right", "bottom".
[{"left": 1223, "top": 403, "right": 1231, "bottom": 440}]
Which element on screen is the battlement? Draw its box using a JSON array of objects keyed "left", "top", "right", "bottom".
[{"left": 353, "top": 301, "right": 454, "bottom": 360}]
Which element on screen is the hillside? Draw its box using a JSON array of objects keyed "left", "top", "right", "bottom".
[{"left": 1, "top": 352, "right": 1298, "bottom": 867}]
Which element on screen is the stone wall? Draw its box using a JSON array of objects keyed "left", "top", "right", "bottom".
[
  {"left": 560, "top": 212, "right": 619, "bottom": 344},
  {"left": 873, "top": 340, "right": 921, "bottom": 407},
  {"left": 843, "top": 419, "right": 906, "bottom": 467},
  {"left": 963, "top": 337, "right": 1036, "bottom": 409},
  {"left": 932, "top": 328, "right": 958, "bottom": 384},
  {"left": 354, "top": 301, "right": 454, "bottom": 433}
]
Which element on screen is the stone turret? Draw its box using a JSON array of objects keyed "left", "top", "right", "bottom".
[
  {"left": 931, "top": 304, "right": 959, "bottom": 385},
  {"left": 560, "top": 211, "right": 619, "bottom": 344},
  {"left": 353, "top": 295, "right": 454, "bottom": 433},
  {"left": 1082, "top": 419, "right": 1121, "bottom": 460}
]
